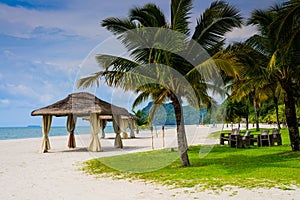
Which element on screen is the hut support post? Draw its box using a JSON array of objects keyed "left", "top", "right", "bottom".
[
  {"left": 89, "top": 113, "right": 102, "bottom": 152},
  {"left": 67, "top": 114, "right": 77, "bottom": 148},
  {"left": 100, "top": 119, "right": 107, "bottom": 139},
  {"left": 113, "top": 115, "right": 123, "bottom": 148},
  {"left": 41, "top": 115, "right": 52, "bottom": 153},
  {"left": 120, "top": 118, "right": 128, "bottom": 139},
  {"left": 162, "top": 125, "right": 165, "bottom": 148},
  {"left": 129, "top": 119, "right": 135, "bottom": 138}
]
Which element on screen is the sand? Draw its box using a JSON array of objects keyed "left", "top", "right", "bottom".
[{"left": 0, "top": 125, "right": 299, "bottom": 199}]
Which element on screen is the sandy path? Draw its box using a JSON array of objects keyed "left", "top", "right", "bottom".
[{"left": 0, "top": 125, "right": 299, "bottom": 199}]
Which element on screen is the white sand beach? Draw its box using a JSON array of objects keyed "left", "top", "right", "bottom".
[{"left": 0, "top": 125, "right": 299, "bottom": 200}]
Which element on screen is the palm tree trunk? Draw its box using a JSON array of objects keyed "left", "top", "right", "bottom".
[
  {"left": 245, "top": 111, "right": 249, "bottom": 130},
  {"left": 246, "top": 103, "right": 250, "bottom": 130},
  {"left": 282, "top": 84, "right": 300, "bottom": 151},
  {"left": 274, "top": 97, "right": 281, "bottom": 130},
  {"left": 253, "top": 97, "right": 260, "bottom": 131},
  {"left": 171, "top": 95, "right": 190, "bottom": 167}
]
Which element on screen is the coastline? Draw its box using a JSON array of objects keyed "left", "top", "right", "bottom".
[{"left": 0, "top": 125, "right": 299, "bottom": 199}]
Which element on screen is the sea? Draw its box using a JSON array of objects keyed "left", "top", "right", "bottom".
[
  {"left": 0, "top": 126, "right": 98, "bottom": 140},
  {"left": 0, "top": 125, "right": 176, "bottom": 140}
]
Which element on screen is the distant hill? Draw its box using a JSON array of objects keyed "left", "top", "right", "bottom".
[{"left": 141, "top": 102, "right": 208, "bottom": 125}]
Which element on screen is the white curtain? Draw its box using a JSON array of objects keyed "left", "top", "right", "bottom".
[
  {"left": 67, "top": 114, "right": 77, "bottom": 148},
  {"left": 41, "top": 115, "right": 52, "bottom": 153},
  {"left": 113, "top": 115, "right": 123, "bottom": 148},
  {"left": 100, "top": 119, "right": 107, "bottom": 138},
  {"left": 89, "top": 113, "right": 102, "bottom": 152},
  {"left": 120, "top": 118, "right": 128, "bottom": 139},
  {"left": 129, "top": 119, "right": 135, "bottom": 138}
]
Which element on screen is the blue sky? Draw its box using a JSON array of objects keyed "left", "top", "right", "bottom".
[{"left": 0, "top": 0, "right": 283, "bottom": 127}]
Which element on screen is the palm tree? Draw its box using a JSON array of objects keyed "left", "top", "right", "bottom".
[
  {"left": 261, "top": 81, "right": 283, "bottom": 130},
  {"left": 78, "top": 0, "right": 242, "bottom": 166},
  {"left": 248, "top": 0, "right": 300, "bottom": 151},
  {"left": 227, "top": 41, "right": 284, "bottom": 131},
  {"left": 132, "top": 109, "right": 148, "bottom": 134},
  {"left": 224, "top": 98, "right": 249, "bottom": 129},
  {"left": 226, "top": 42, "right": 263, "bottom": 131}
]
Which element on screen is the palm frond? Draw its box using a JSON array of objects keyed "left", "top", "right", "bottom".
[
  {"left": 77, "top": 72, "right": 102, "bottom": 89},
  {"left": 94, "top": 54, "right": 159, "bottom": 90},
  {"left": 171, "top": 0, "right": 193, "bottom": 35},
  {"left": 101, "top": 17, "right": 137, "bottom": 35},
  {"left": 245, "top": 35, "right": 270, "bottom": 57},
  {"left": 270, "top": 0, "right": 300, "bottom": 51},
  {"left": 192, "top": 0, "right": 242, "bottom": 51},
  {"left": 230, "top": 79, "right": 254, "bottom": 102},
  {"left": 187, "top": 83, "right": 212, "bottom": 109},
  {"left": 148, "top": 103, "right": 163, "bottom": 124},
  {"left": 130, "top": 4, "right": 167, "bottom": 27},
  {"left": 186, "top": 50, "right": 242, "bottom": 84},
  {"left": 247, "top": 9, "right": 274, "bottom": 36},
  {"left": 95, "top": 54, "right": 139, "bottom": 72},
  {"left": 132, "top": 91, "right": 151, "bottom": 109}
]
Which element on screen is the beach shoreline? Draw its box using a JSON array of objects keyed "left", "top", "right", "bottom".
[{"left": 0, "top": 125, "right": 299, "bottom": 199}]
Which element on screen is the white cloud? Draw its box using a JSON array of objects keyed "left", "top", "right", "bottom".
[
  {"left": 0, "top": 0, "right": 171, "bottom": 40},
  {"left": 0, "top": 2, "right": 107, "bottom": 39},
  {"left": 43, "top": 60, "right": 80, "bottom": 77},
  {"left": 39, "top": 94, "right": 55, "bottom": 104},
  {"left": 3, "top": 50, "right": 16, "bottom": 58},
  {"left": 6, "top": 83, "right": 37, "bottom": 97},
  {"left": 33, "top": 60, "right": 42, "bottom": 64},
  {"left": 0, "top": 99, "right": 10, "bottom": 105},
  {"left": 110, "top": 87, "right": 138, "bottom": 110},
  {"left": 2, "top": 81, "right": 72, "bottom": 107},
  {"left": 225, "top": 25, "right": 258, "bottom": 43}
]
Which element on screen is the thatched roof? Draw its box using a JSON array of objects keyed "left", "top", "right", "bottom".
[{"left": 31, "top": 92, "right": 132, "bottom": 117}]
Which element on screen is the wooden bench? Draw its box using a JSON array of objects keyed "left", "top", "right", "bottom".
[
  {"left": 270, "top": 129, "right": 282, "bottom": 146},
  {"left": 258, "top": 130, "right": 271, "bottom": 147},
  {"left": 220, "top": 128, "right": 240, "bottom": 145}
]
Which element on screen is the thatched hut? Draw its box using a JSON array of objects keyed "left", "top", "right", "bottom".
[{"left": 31, "top": 92, "right": 136, "bottom": 153}]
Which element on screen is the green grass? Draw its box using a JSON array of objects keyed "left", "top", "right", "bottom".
[
  {"left": 81, "top": 128, "right": 300, "bottom": 191},
  {"left": 97, "top": 149, "right": 179, "bottom": 173}
]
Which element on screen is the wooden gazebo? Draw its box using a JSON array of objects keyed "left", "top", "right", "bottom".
[{"left": 31, "top": 92, "right": 136, "bottom": 153}]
